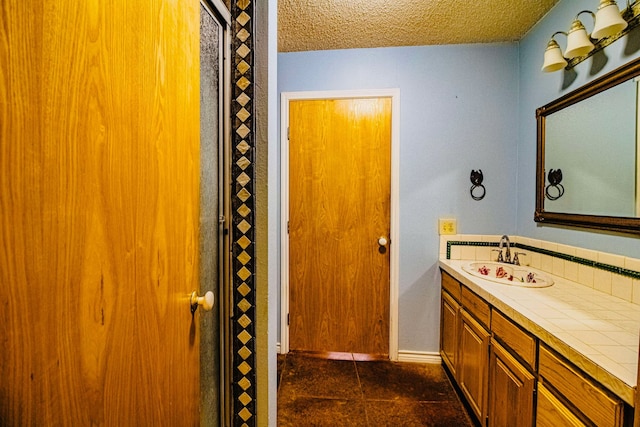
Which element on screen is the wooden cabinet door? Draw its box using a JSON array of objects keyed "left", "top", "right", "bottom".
[
  {"left": 458, "top": 308, "right": 490, "bottom": 424},
  {"left": 488, "top": 340, "right": 535, "bottom": 427},
  {"left": 440, "top": 291, "right": 459, "bottom": 376},
  {"left": 536, "top": 383, "right": 586, "bottom": 427}
]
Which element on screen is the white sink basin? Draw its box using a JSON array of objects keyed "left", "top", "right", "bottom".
[{"left": 462, "top": 262, "right": 554, "bottom": 288}]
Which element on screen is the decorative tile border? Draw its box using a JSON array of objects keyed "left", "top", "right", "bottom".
[
  {"left": 446, "top": 241, "right": 640, "bottom": 281},
  {"left": 231, "top": 1, "right": 256, "bottom": 425},
  {"left": 445, "top": 241, "right": 495, "bottom": 260},
  {"left": 516, "top": 243, "right": 640, "bottom": 281}
]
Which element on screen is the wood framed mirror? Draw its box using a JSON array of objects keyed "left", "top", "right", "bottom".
[{"left": 535, "top": 56, "right": 640, "bottom": 234}]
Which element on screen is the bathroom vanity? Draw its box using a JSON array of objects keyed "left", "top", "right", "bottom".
[
  {"left": 439, "top": 259, "right": 638, "bottom": 427},
  {"left": 433, "top": 25, "right": 640, "bottom": 427}
]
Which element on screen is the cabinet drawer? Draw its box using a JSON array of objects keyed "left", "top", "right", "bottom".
[
  {"left": 441, "top": 271, "right": 461, "bottom": 302},
  {"left": 461, "top": 286, "right": 490, "bottom": 328},
  {"left": 491, "top": 309, "right": 536, "bottom": 369},
  {"left": 538, "top": 345, "right": 624, "bottom": 427},
  {"left": 536, "top": 383, "right": 586, "bottom": 427}
]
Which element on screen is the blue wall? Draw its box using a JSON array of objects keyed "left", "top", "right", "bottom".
[
  {"left": 278, "top": 44, "right": 519, "bottom": 352},
  {"left": 517, "top": 0, "right": 640, "bottom": 255}
]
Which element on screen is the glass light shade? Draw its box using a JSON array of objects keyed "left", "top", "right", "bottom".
[
  {"left": 591, "top": 0, "right": 628, "bottom": 39},
  {"left": 564, "top": 19, "right": 595, "bottom": 58},
  {"left": 542, "top": 39, "right": 568, "bottom": 72}
]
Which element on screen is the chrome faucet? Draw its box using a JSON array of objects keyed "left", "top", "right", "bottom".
[
  {"left": 498, "top": 235, "right": 511, "bottom": 264},
  {"left": 494, "top": 235, "right": 525, "bottom": 265}
]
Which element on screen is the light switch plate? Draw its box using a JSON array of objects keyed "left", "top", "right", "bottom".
[{"left": 438, "top": 218, "right": 457, "bottom": 235}]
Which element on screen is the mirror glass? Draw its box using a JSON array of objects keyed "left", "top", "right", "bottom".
[
  {"left": 545, "top": 79, "right": 638, "bottom": 216},
  {"left": 536, "top": 57, "right": 640, "bottom": 233}
]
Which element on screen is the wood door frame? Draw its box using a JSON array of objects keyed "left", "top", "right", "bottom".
[{"left": 280, "top": 89, "right": 400, "bottom": 360}]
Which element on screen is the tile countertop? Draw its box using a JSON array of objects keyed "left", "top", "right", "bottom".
[{"left": 439, "top": 259, "right": 640, "bottom": 406}]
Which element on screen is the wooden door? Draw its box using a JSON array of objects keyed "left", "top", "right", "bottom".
[
  {"left": 0, "top": 1, "right": 201, "bottom": 425},
  {"left": 288, "top": 97, "right": 391, "bottom": 356}
]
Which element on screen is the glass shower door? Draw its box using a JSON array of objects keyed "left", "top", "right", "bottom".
[{"left": 200, "top": 1, "right": 231, "bottom": 425}]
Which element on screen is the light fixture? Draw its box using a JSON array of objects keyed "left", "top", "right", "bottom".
[
  {"left": 542, "top": 0, "right": 640, "bottom": 73},
  {"left": 592, "top": 0, "right": 628, "bottom": 39},
  {"left": 541, "top": 32, "right": 568, "bottom": 72},
  {"left": 564, "top": 11, "right": 595, "bottom": 59}
]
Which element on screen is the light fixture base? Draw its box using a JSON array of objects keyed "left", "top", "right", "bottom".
[{"left": 566, "top": 0, "right": 640, "bottom": 69}]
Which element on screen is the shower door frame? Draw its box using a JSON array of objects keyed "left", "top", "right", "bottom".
[{"left": 200, "top": 0, "right": 233, "bottom": 425}]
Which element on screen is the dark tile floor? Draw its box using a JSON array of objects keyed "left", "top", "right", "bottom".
[{"left": 277, "top": 352, "right": 474, "bottom": 427}]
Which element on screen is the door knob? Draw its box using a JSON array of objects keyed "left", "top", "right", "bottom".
[
  {"left": 190, "top": 290, "right": 214, "bottom": 314},
  {"left": 378, "top": 236, "right": 388, "bottom": 246}
]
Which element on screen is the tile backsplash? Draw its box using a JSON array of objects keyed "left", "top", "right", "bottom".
[{"left": 441, "top": 235, "right": 640, "bottom": 305}]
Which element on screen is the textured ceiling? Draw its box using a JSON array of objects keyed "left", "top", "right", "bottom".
[{"left": 279, "top": 0, "right": 560, "bottom": 52}]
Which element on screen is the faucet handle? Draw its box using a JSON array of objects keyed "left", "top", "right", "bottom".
[
  {"left": 492, "top": 249, "right": 504, "bottom": 263},
  {"left": 513, "top": 252, "right": 526, "bottom": 266}
]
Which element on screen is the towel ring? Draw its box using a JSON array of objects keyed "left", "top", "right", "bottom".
[
  {"left": 545, "top": 183, "right": 564, "bottom": 200},
  {"left": 470, "top": 169, "right": 485, "bottom": 201},
  {"left": 545, "top": 168, "right": 564, "bottom": 200},
  {"left": 471, "top": 184, "right": 486, "bottom": 201}
]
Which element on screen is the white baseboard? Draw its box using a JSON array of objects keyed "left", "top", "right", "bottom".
[
  {"left": 276, "top": 342, "right": 281, "bottom": 354},
  {"left": 397, "top": 350, "right": 442, "bottom": 364}
]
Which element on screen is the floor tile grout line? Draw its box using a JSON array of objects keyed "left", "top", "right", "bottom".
[
  {"left": 288, "top": 394, "right": 364, "bottom": 401},
  {"left": 352, "top": 354, "right": 372, "bottom": 427},
  {"left": 277, "top": 352, "right": 286, "bottom": 395}
]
